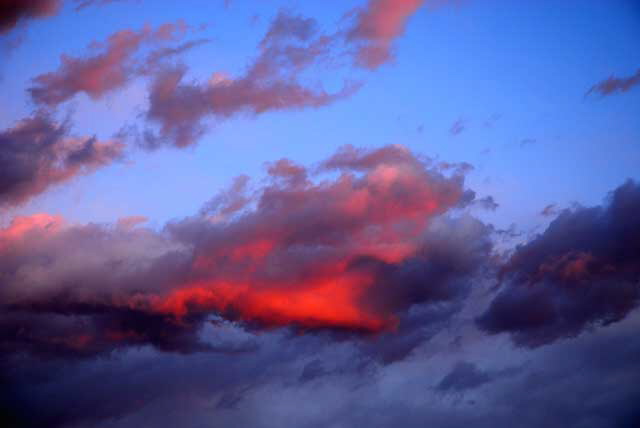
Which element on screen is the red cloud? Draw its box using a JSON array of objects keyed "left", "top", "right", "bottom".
[
  {"left": 143, "top": 145, "right": 471, "bottom": 331},
  {"left": 0, "top": 146, "right": 487, "bottom": 356}
]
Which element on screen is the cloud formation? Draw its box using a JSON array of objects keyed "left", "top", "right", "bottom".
[
  {"left": 24, "top": 2, "right": 428, "bottom": 149},
  {"left": 587, "top": 69, "right": 640, "bottom": 97},
  {"left": 142, "top": 11, "right": 360, "bottom": 148},
  {"left": 346, "top": 0, "right": 425, "bottom": 69},
  {"left": 478, "top": 180, "right": 640, "bottom": 347},
  {"left": 2, "top": 147, "right": 639, "bottom": 428},
  {"left": 0, "top": 113, "right": 124, "bottom": 207},
  {"left": 0, "top": 145, "right": 489, "bottom": 360},
  {"left": 28, "top": 21, "right": 193, "bottom": 105}
]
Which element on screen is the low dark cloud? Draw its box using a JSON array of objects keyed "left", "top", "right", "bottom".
[
  {"left": 478, "top": 180, "right": 640, "bottom": 347},
  {"left": 0, "top": 114, "right": 124, "bottom": 207}
]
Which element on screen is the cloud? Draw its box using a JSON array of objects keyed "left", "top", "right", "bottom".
[
  {"left": 26, "top": 3, "right": 429, "bottom": 149},
  {"left": 141, "top": 11, "right": 361, "bottom": 148},
  {"left": 478, "top": 180, "right": 640, "bottom": 347},
  {"left": 74, "top": 0, "right": 133, "bottom": 11},
  {"left": 130, "top": 2, "right": 432, "bottom": 148},
  {"left": 449, "top": 118, "right": 465, "bottom": 135},
  {"left": 436, "top": 361, "right": 492, "bottom": 392},
  {"left": 540, "top": 203, "right": 558, "bottom": 217},
  {"left": 3, "top": 148, "right": 639, "bottom": 428},
  {"left": 0, "top": 0, "right": 60, "bottom": 34},
  {"left": 586, "top": 69, "right": 640, "bottom": 97},
  {"left": 28, "top": 21, "right": 193, "bottom": 106},
  {"left": 345, "top": 0, "right": 425, "bottom": 69},
  {"left": 0, "top": 113, "right": 124, "bottom": 207},
  {"left": 0, "top": 145, "right": 490, "bottom": 361},
  {"left": 473, "top": 195, "right": 498, "bottom": 211}
]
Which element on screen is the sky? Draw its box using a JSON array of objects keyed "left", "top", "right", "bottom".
[{"left": 0, "top": 1, "right": 639, "bottom": 427}]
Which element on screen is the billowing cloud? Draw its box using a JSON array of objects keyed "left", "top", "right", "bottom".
[
  {"left": 28, "top": 21, "right": 193, "bottom": 105},
  {"left": 345, "top": 0, "right": 424, "bottom": 69},
  {"left": 478, "top": 180, "right": 640, "bottom": 347},
  {"left": 586, "top": 69, "right": 640, "bottom": 97},
  {"left": 0, "top": 0, "right": 60, "bottom": 34},
  {"left": 0, "top": 113, "right": 124, "bottom": 207},
  {"left": 0, "top": 145, "right": 490, "bottom": 360},
  {"left": 142, "top": 11, "right": 360, "bottom": 148}
]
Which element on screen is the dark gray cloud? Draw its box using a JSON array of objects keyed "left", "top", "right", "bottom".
[
  {"left": 478, "top": 180, "right": 640, "bottom": 347},
  {"left": 22, "top": 308, "right": 634, "bottom": 428}
]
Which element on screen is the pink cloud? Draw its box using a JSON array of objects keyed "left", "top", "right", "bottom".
[
  {"left": 28, "top": 21, "right": 192, "bottom": 105},
  {"left": 346, "top": 0, "right": 425, "bottom": 69}
]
